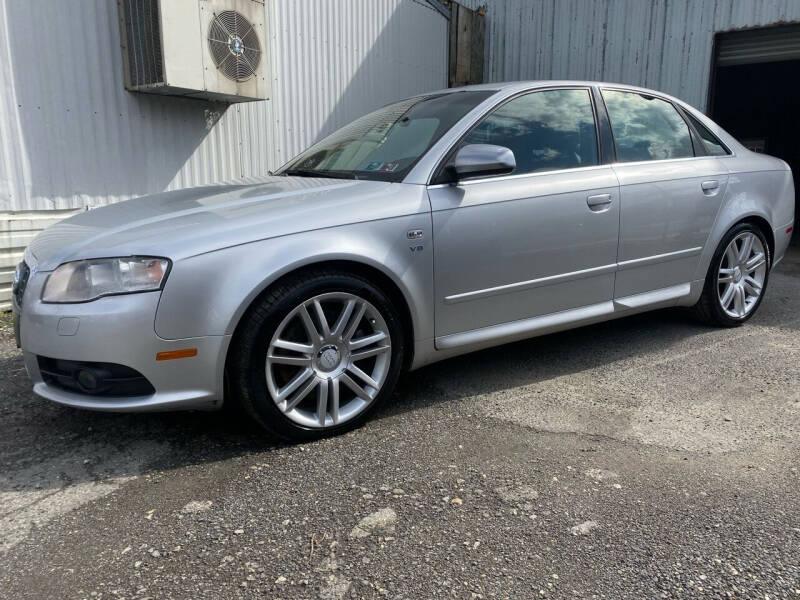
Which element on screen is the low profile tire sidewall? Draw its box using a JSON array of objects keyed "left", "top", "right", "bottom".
[
  {"left": 704, "top": 223, "right": 771, "bottom": 326},
  {"left": 236, "top": 274, "right": 404, "bottom": 441}
]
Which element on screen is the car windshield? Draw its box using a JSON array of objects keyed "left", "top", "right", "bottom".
[{"left": 277, "top": 90, "right": 495, "bottom": 182}]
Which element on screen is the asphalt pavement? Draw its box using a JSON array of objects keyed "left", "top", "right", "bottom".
[{"left": 1, "top": 250, "right": 799, "bottom": 599}]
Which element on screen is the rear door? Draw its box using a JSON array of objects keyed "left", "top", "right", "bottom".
[
  {"left": 600, "top": 88, "right": 730, "bottom": 300},
  {"left": 428, "top": 87, "right": 620, "bottom": 345}
]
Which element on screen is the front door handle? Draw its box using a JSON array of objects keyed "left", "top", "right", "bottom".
[
  {"left": 587, "top": 193, "right": 612, "bottom": 210},
  {"left": 701, "top": 180, "right": 720, "bottom": 193}
]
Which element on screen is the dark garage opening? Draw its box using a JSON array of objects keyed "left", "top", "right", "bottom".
[{"left": 710, "top": 24, "right": 800, "bottom": 244}]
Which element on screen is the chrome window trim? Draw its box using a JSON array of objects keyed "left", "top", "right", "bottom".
[
  {"left": 609, "top": 155, "right": 732, "bottom": 169},
  {"left": 426, "top": 152, "right": 732, "bottom": 189}
]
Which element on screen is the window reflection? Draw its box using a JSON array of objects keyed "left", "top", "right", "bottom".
[
  {"left": 279, "top": 91, "right": 494, "bottom": 181},
  {"left": 463, "top": 89, "right": 599, "bottom": 175},
  {"left": 602, "top": 90, "right": 694, "bottom": 162},
  {"left": 684, "top": 112, "right": 730, "bottom": 156}
]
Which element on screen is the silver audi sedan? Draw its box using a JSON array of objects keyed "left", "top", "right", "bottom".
[{"left": 12, "top": 81, "right": 795, "bottom": 440}]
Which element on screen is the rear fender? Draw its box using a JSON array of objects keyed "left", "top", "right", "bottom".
[{"left": 692, "top": 165, "right": 794, "bottom": 284}]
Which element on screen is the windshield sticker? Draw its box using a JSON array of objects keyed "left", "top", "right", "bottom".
[
  {"left": 364, "top": 161, "right": 383, "bottom": 171},
  {"left": 381, "top": 162, "right": 399, "bottom": 172}
]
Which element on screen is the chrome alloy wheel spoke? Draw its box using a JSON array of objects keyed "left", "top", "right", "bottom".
[
  {"left": 745, "top": 252, "right": 766, "bottom": 272},
  {"left": 265, "top": 292, "right": 391, "bottom": 429},
  {"left": 717, "top": 232, "right": 767, "bottom": 319}
]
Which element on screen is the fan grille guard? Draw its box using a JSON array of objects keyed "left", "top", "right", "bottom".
[{"left": 207, "top": 10, "right": 262, "bottom": 82}]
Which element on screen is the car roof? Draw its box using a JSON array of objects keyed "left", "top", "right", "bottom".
[
  {"left": 423, "top": 80, "right": 706, "bottom": 120},
  {"left": 433, "top": 80, "right": 680, "bottom": 98}
]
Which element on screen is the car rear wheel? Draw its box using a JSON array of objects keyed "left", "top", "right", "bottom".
[
  {"left": 694, "top": 223, "right": 770, "bottom": 327},
  {"left": 229, "top": 271, "right": 404, "bottom": 441}
]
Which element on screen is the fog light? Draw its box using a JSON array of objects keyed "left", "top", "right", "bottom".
[{"left": 76, "top": 369, "right": 98, "bottom": 391}]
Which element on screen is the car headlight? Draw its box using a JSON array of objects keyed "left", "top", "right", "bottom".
[{"left": 42, "top": 257, "right": 171, "bottom": 303}]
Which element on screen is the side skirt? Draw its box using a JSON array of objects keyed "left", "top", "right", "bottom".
[{"left": 432, "top": 282, "right": 692, "bottom": 354}]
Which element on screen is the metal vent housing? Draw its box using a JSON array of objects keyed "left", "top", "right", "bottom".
[
  {"left": 117, "top": 0, "right": 268, "bottom": 103},
  {"left": 120, "top": 0, "right": 164, "bottom": 87}
]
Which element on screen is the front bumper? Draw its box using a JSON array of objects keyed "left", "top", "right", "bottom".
[{"left": 15, "top": 270, "right": 229, "bottom": 412}]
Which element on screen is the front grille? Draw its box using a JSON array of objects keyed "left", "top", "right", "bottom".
[
  {"left": 37, "top": 356, "right": 156, "bottom": 397},
  {"left": 12, "top": 261, "right": 30, "bottom": 307}
]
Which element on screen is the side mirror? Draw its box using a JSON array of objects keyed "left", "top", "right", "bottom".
[{"left": 451, "top": 144, "right": 516, "bottom": 181}]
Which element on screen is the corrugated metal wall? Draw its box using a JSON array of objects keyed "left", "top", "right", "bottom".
[
  {"left": 238, "top": 0, "right": 448, "bottom": 180},
  {"left": 0, "top": 0, "right": 447, "bottom": 213},
  {"left": 461, "top": 0, "right": 800, "bottom": 111},
  {"left": 0, "top": 0, "right": 448, "bottom": 308}
]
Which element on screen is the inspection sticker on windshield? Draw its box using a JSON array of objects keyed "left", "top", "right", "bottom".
[
  {"left": 365, "top": 161, "right": 383, "bottom": 171},
  {"left": 381, "top": 162, "right": 399, "bottom": 172}
]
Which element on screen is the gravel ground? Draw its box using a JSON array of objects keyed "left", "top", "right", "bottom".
[{"left": 1, "top": 251, "right": 799, "bottom": 599}]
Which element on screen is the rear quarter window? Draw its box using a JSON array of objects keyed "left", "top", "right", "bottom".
[{"left": 684, "top": 112, "right": 731, "bottom": 156}]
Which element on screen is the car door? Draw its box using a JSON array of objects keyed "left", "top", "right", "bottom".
[
  {"left": 427, "top": 87, "right": 620, "bottom": 347},
  {"left": 600, "top": 88, "right": 730, "bottom": 300}
]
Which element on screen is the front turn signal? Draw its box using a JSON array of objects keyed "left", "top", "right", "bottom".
[{"left": 156, "top": 348, "right": 198, "bottom": 361}]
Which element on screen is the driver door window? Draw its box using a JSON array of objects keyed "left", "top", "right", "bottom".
[{"left": 462, "top": 88, "right": 599, "bottom": 175}]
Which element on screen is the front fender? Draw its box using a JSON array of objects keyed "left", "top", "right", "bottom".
[{"left": 154, "top": 214, "right": 434, "bottom": 345}]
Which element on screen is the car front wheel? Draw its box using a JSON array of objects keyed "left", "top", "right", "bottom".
[{"left": 229, "top": 271, "right": 404, "bottom": 441}]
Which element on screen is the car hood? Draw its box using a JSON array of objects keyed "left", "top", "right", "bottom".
[{"left": 27, "top": 176, "right": 425, "bottom": 271}]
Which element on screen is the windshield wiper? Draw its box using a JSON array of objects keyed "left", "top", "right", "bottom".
[{"left": 283, "top": 169, "right": 359, "bottom": 180}]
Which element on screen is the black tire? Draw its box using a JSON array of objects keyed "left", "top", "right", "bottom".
[
  {"left": 694, "top": 222, "right": 771, "bottom": 327},
  {"left": 228, "top": 270, "right": 405, "bottom": 442}
]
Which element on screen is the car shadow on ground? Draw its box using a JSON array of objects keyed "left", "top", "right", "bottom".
[
  {"left": 389, "top": 307, "right": 712, "bottom": 414},
  {"left": 0, "top": 307, "right": 711, "bottom": 495}
]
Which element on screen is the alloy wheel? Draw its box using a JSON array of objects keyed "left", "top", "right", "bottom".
[
  {"left": 265, "top": 292, "right": 392, "bottom": 429},
  {"left": 717, "top": 231, "right": 767, "bottom": 318}
]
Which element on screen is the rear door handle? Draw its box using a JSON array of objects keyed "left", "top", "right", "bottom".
[
  {"left": 587, "top": 193, "right": 612, "bottom": 209},
  {"left": 701, "top": 180, "right": 719, "bottom": 192}
]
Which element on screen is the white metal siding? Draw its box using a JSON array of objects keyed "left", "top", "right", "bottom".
[
  {"left": 0, "top": 0, "right": 447, "bottom": 213},
  {"left": 0, "top": 210, "right": 81, "bottom": 307},
  {"left": 239, "top": 0, "right": 449, "bottom": 178},
  {"left": 0, "top": 0, "right": 447, "bottom": 309},
  {"left": 459, "top": 0, "right": 800, "bottom": 111}
]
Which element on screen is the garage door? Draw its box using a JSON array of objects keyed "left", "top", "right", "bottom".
[{"left": 716, "top": 23, "right": 800, "bottom": 66}]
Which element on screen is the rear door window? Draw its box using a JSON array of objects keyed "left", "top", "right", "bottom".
[{"left": 601, "top": 90, "right": 694, "bottom": 162}]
